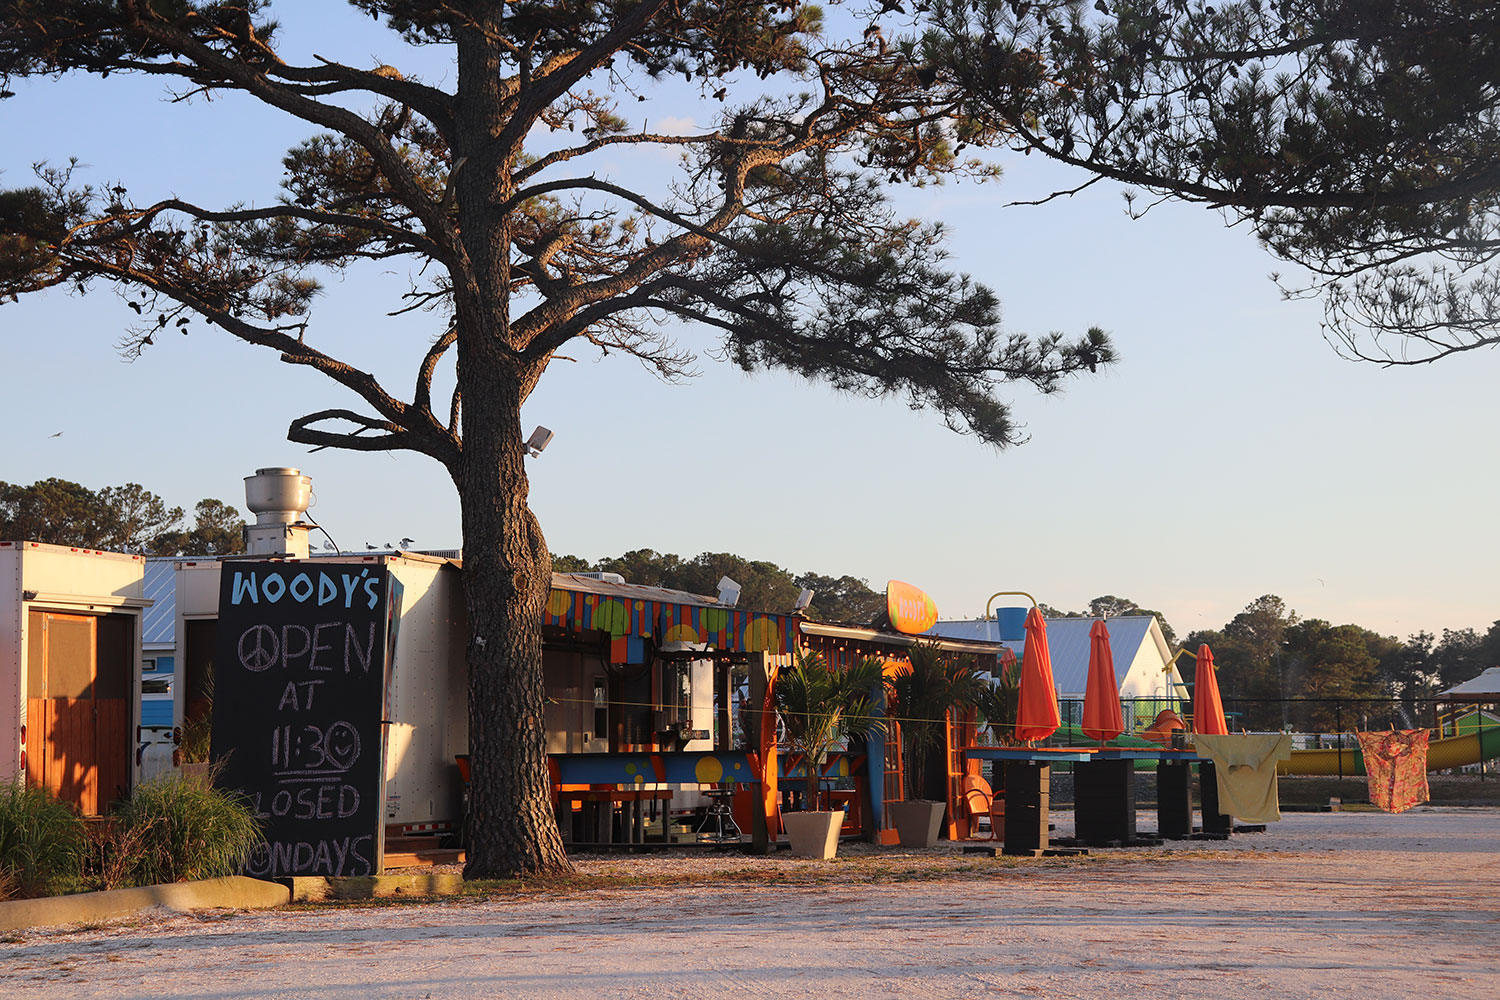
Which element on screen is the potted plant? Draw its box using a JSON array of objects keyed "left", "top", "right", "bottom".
[
  {"left": 885, "top": 643, "right": 986, "bottom": 847},
  {"left": 178, "top": 663, "right": 214, "bottom": 787},
  {"left": 774, "top": 651, "right": 885, "bottom": 859}
]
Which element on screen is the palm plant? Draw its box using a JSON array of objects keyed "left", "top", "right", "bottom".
[
  {"left": 774, "top": 651, "right": 886, "bottom": 811},
  {"left": 887, "top": 643, "right": 987, "bottom": 800},
  {"left": 975, "top": 656, "right": 1021, "bottom": 746}
]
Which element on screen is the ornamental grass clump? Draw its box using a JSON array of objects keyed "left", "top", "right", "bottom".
[
  {"left": 0, "top": 780, "right": 86, "bottom": 899},
  {"left": 111, "top": 772, "right": 262, "bottom": 886}
]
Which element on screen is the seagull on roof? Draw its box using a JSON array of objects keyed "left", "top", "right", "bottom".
[{"left": 399, "top": 537, "right": 415, "bottom": 548}]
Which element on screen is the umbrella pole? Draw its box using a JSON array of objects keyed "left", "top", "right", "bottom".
[{"left": 1337, "top": 704, "right": 1344, "bottom": 783}]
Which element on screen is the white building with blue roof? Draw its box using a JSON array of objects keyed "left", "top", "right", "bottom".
[{"left": 928, "top": 615, "right": 1187, "bottom": 730}]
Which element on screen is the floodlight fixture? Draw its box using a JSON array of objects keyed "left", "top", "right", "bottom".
[{"left": 524, "top": 426, "right": 555, "bottom": 457}]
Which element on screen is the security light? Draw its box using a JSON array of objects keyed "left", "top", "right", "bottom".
[{"left": 523, "top": 426, "right": 554, "bottom": 457}]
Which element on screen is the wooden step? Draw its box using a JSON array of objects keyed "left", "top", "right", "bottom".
[
  {"left": 384, "top": 835, "right": 464, "bottom": 868},
  {"left": 384, "top": 848, "right": 465, "bottom": 868}
]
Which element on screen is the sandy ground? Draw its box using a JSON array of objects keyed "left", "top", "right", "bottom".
[{"left": 4, "top": 807, "right": 1497, "bottom": 999}]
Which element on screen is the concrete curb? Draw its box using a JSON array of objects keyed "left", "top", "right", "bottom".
[
  {"left": 0, "top": 876, "right": 290, "bottom": 934},
  {"left": 283, "top": 873, "right": 465, "bottom": 902}
]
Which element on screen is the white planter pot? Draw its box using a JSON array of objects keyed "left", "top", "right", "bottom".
[
  {"left": 782, "top": 810, "right": 843, "bottom": 860},
  {"left": 888, "top": 799, "right": 946, "bottom": 848}
]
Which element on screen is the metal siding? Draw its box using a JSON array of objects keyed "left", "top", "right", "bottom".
[
  {"left": 0, "top": 549, "right": 20, "bottom": 784},
  {"left": 140, "top": 558, "right": 178, "bottom": 647},
  {"left": 383, "top": 559, "right": 466, "bottom": 827},
  {"left": 14, "top": 542, "right": 146, "bottom": 601},
  {"left": 140, "top": 697, "right": 174, "bottom": 727}
]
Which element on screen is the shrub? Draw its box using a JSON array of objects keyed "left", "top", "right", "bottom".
[
  {"left": 109, "top": 771, "right": 262, "bottom": 885},
  {"left": 0, "top": 781, "right": 86, "bottom": 899}
]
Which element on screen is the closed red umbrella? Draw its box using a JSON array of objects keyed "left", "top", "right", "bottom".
[
  {"left": 1192, "top": 643, "right": 1229, "bottom": 735},
  {"left": 1015, "top": 607, "right": 1061, "bottom": 742},
  {"left": 1081, "top": 619, "right": 1125, "bottom": 742}
]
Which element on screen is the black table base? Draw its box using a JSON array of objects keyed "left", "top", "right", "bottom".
[
  {"left": 1157, "top": 761, "right": 1194, "bottom": 840},
  {"left": 1074, "top": 759, "right": 1137, "bottom": 846},
  {"left": 1003, "top": 761, "right": 1050, "bottom": 855},
  {"left": 1198, "top": 760, "right": 1233, "bottom": 835}
]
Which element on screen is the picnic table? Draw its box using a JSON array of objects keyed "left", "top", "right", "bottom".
[{"left": 963, "top": 746, "right": 1204, "bottom": 852}]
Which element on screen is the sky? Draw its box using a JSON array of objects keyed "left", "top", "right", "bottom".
[{"left": 2, "top": 8, "right": 1497, "bottom": 647}]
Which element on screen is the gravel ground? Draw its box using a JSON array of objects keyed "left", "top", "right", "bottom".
[{"left": 4, "top": 806, "right": 1496, "bottom": 999}]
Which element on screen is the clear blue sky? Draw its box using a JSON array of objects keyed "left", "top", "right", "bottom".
[{"left": 2, "top": 8, "right": 1496, "bottom": 645}]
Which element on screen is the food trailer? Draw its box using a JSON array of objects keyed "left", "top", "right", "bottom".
[{"left": 0, "top": 540, "right": 149, "bottom": 815}]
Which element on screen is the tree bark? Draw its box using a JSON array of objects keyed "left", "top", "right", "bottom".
[
  {"left": 452, "top": 7, "right": 571, "bottom": 877},
  {"left": 457, "top": 368, "right": 571, "bottom": 877}
]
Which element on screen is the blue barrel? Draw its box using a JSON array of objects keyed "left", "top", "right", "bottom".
[{"left": 994, "top": 606, "right": 1028, "bottom": 641}]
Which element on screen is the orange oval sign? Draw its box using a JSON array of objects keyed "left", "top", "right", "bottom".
[{"left": 886, "top": 580, "right": 938, "bottom": 635}]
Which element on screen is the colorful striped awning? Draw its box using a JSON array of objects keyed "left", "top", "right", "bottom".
[{"left": 542, "top": 586, "right": 798, "bottom": 660}]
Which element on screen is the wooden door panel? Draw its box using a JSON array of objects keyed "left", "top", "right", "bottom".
[
  {"left": 45, "top": 698, "right": 76, "bottom": 805},
  {"left": 29, "top": 611, "right": 132, "bottom": 815},
  {"left": 55, "top": 699, "right": 99, "bottom": 811},
  {"left": 96, "top": 698, "right": 129, "bottom": 810},
  {"left": 25, "top": 698, "right": 45, "bottom": 787},
  {"left": 40, "top": 614, "right": 100, "bottom": 813}
]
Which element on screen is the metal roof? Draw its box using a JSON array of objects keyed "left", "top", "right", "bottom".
[
  {"left": 141, "top": 557, "right": 178, "bottom": 647},
  {"left": 1440, "top": 666, "right": 1500, "bottom": 698},
  {"left": 800, "top": 620, "right": 1009, "bottom": 656},
  {"left": 927, "top": 615, "right": 1161, "bottom": 695},
  {"left": 551, "top": 572, "right": 728, "bottom": 609}
]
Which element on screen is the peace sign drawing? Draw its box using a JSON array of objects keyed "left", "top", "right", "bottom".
[{"left": 238, "top": 624, "right": 280, "bottom": 672}]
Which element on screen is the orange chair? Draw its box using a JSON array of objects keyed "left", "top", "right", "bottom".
[{"left": 962, "top": 774, "right": 1004, "bottom": 841}]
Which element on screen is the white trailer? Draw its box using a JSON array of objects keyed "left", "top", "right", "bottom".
[
  {"left": 0, "top": 541, "right": 149, "bottom": 815},
  {"left": 173, "top": 552, "right": 468, "bottom": 834}
]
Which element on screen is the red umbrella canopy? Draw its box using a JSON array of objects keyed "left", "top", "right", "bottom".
[
  {"left": 1192, "top": 643, "right": 1230, "bottom": 735},
  {"left": 1015, "top": 607, "right": 1061, "bottom": 742},
  {"left": 1081, "top": 619, "right": 1126, "bottom": 742}
]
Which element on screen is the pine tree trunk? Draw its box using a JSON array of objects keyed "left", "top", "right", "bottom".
[
  {"left": 457, "top": 373, "right": 572, "bottom": 877},
  {"left": 449, "top": 9, "right": 571, "bottom": 877}
]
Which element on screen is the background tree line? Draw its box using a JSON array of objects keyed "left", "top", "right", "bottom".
[
  {"left": 0, "top": 477, "right": 245, "bottom": 556},
  {"left": 1183, "top": 595, "right": 1500, "bottom": 734}
]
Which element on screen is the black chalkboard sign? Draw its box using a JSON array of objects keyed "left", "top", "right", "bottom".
[{"left": 210, "top": 562, "right": 389, "bottom": 877}]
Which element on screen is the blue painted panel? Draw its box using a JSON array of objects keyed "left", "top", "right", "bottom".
[
  {"left": 141, "top": 699, "right": 174, "bottom": 727},
  {"left": 776, "top": 752, "right": 866, "bottom": 780},
  {"left": 549, "top": 751, "right": 759, "bottom": 785}
]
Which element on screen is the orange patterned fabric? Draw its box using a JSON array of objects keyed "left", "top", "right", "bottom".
[{"left": 1356, "top": 731, "right": 1430, "bottom": 814}]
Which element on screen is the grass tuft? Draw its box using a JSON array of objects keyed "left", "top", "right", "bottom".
[
  {"left": 106, "top": 770, "right": 263, "bottom": 886},
  {"left": 0, "top": 780, "right": 86, "bottom": 899}
]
